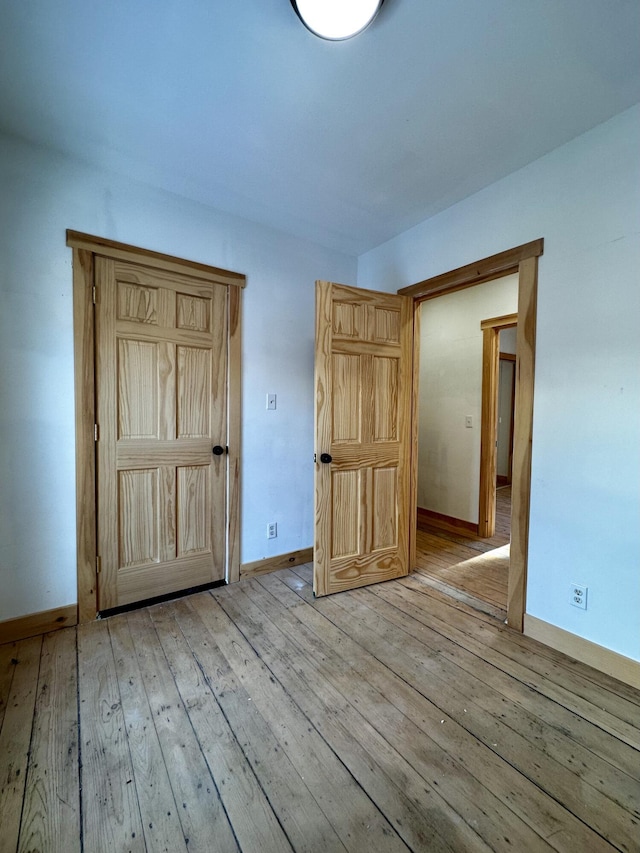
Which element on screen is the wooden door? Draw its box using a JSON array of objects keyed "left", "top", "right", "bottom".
[
  {"left": 314, "top": 281, "right": 413, "bottom": 596},
  {"left": 95, "top": 258, "right": 228, "bottom": 609}
]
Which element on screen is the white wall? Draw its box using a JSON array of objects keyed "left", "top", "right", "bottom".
[
  {"left": 359, "top": 105, "right": 640, "bottom": 663},
  {"left": 500, "top": 328, "right": 517, "bottom": 355},
  {"left": 0, "top": 132, "right": 356, "bottom": 621},
  {"left": 418, "top": 276, "right": 517, "bottom": 522}
]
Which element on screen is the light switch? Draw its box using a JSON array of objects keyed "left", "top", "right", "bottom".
[{"left": 267, "top": 393, "right": 277, "bottom": 410}]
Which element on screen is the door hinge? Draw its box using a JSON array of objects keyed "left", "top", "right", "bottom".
[
  {"left": 92, "top": 285, "right": 97, "bottom": 304},
  {"left": 96, "top": 555, "right": 102, "bottom": 575},
  {"left": 94, "top": 423, "right": 99, "bottom": 441}
]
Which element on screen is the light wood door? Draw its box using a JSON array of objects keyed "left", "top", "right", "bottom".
[
  {"left": 314, "top": 281, "right": 413, "bottom": 596},
  {"left": 95, "top": 258, "right": 228, "bottom": 609}
]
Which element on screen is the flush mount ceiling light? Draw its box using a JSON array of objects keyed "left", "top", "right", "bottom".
[{"left": 291, "top": 0, "right": 384, "bottom": 41}]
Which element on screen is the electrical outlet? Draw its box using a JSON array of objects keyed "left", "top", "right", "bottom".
[
  {"left": 267, "top": 522, "right": 277, "bottom": 539},
  {"left": 570, "top": 583, "right": 588, "bottom": 610}
]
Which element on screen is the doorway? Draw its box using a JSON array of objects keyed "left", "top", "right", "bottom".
[
  {"left": 399, "top": 239, "right": 542, "bottom": 630},
  {"left": 497, "top": 343, "right": 517, "bottom": 488},
  {"left": 413, "top": 285, "right": 518, "bottom": 618},
  {"left": 69, "top": 231, "right": 245, "bottom": 622},
  {"left": 478, "top": 313, "right": 518, "bottom": 539}
]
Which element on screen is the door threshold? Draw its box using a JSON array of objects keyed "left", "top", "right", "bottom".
[
  {"left": 411, "top": 571, "right": 507, "bottom": 622},
  {"left": 99, "top": 580, "right": 226, "bottom": 619}
]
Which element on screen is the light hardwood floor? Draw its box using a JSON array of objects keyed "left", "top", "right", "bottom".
[
  {"left": 1, "top": 564, "right": 639, "bottom": 852},
  {"left": 416, "top": 487, "right": 512, "bottom": 618}
]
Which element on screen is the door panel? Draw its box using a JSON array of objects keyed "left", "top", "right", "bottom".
[
  {"left": 118, "top": 339, "right": 159, "bottom": 438},
  {"left": 177, "top": 465, "right": 211, "bottom": 555},
  {"left": 314, "top": 281, "right": 413, "bottom": 597},
  {"left": 96, "top": 258, "right": 228, "bottom": 609},
  {"left": 372, "top": 467, "right": 398, "bottom": 549},
  {"left": 331, "top": 470, "right": 361, "bottom": 558},
  {"left": 333, "top": 354, "right": 361, "bottom": 441},
  {"left": 177, "top": 346, "right": 211, "bottom": 437},
  {"left": 373, "top": 356, "right": 398, "bottom": 439},
  {"left": 118, "top": 468, "right": 159, "bottom": 567}
]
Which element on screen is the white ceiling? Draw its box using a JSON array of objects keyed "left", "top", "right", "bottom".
[{"left": 1, "top": 0, "right": 638, "bottom": 255}]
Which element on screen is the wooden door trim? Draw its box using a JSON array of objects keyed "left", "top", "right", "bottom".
[
  {"left": 480, "top": 312, "right": 518, "bottom": 331},
  {"left": 67, "top": 230, "right": 246, "bottom": 288},
  {"left": 478, "top": 314, "right": 518, "bottom": 539},
  {"left": 508, "top": 255, "right": 537, "bottom": 630},
  {"left": 478, "top": 324, "right": 501, "bottom": 539},
  {"left": 398, "top": 239, "right": 543, "bottom": 300},
  {"left": 73, "top": 248, "right": 98, "bottom": 624},
  {"left": 405, "top": 241, "right": 542, "bottom": 632},
  {"left": 227, "top": 285, "right": 242, "bottom": 584},
  {"left": 69, "top": 232, "right": 245, "bottom": 623},
  {"left": 408, "top": 303, "right": 421, "bottom": 577}
]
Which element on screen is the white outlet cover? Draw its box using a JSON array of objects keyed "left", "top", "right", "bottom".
[{"left": 570, "top": 583, "right": 588, "bottom": 609}]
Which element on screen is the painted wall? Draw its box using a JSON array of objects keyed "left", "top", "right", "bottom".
[
  {"left": 417, "top": 276, "right": 517, "bottom": 522},
  {"left": 0, "top": 132, "right": 356, "bottom": 621},
  {"left": 359, "top": 105, "right": 640, "bottom": 662},
  {"left": 500, "top": 328, "right": 517, "bottom": 355}
]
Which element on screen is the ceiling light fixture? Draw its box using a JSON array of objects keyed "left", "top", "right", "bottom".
[{"left": 290, "top": 0, "right": 384, "bottom": 41}]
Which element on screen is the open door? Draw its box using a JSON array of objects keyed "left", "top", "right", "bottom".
[{"left": 314, "top": 281, "right": 413, "bottom": 596}]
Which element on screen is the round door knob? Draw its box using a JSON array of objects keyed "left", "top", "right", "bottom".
[
  {"left": 212, "top": 445, "right": 225, "bottom": 456},
  {"left": 320, "top": 453, "right": 332, "bottom": 464}
]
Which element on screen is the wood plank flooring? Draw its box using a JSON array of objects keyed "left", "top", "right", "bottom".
[
  {"left": 1, "top": 564, "right": 639, "bottom": 852},
  {"left": 416, "top": 487, "right": 512, "bottom": 617}
]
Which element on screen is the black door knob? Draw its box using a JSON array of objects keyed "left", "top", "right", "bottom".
[
  {"left": 320, "top": 453, "right": 332, "bottom": 464},
  {"left": 212, "top": 445, "right": 225, "bottom": 456}
]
